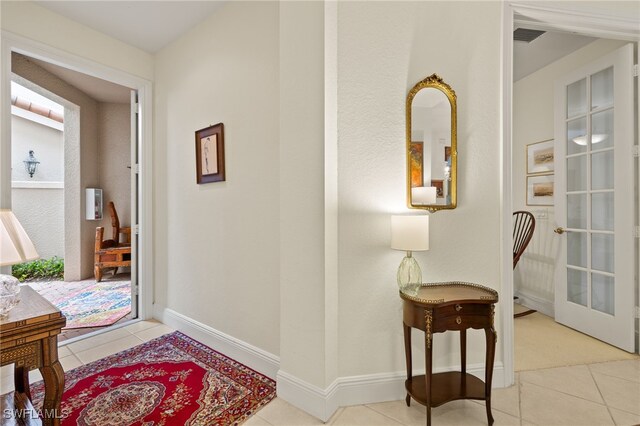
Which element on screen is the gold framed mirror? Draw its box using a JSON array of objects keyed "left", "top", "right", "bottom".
[{"left": 406, "top": 74, "right": 457, "bottom": 211}]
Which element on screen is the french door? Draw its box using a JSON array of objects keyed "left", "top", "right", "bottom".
[
  {"left": 554, "top": 43, "right": 635, "bottom": 352},
  {"left": 130, "top": 90, "right": 139, "bottom": 318}
]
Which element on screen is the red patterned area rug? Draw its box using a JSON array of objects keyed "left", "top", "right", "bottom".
[{"left": 31, "top": 331, "right": 276, "bottom": 425}]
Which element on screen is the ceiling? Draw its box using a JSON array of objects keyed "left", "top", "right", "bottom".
[
  {"left": 16, "top": 53, "right": 132, "bottom": 103},
  {"left": 34, "top": 1, "right": 226, "bottom": 53},
  {"left": 514, "top": 29, "right": 596, "bottom": 81},
  {"left": 31, "top": 2, "right": 598, "bottom": 85}
]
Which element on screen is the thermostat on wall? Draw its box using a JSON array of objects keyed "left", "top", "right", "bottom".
[{"left": 86, "top": 188, "right": 103, "bottom": 220}]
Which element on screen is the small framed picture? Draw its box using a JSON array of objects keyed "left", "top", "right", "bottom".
[
  {"left": 527, "top": 174, "right": 554, "bottom": 206},
  {"left": 527, "top": 139, "right": 554, "bottom": 174},
  {"left": 195, "top": 123, "right": 225, "bottom": 184}
]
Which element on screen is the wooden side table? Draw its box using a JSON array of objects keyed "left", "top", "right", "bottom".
[
  {"left": 1, "top": 286, "right": 66, "bottom": 425},
  {"left": 400, "top": 282, "right": 498, "bottom": 426}
]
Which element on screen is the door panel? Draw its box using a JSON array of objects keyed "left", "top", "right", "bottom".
[
  {"left": 554, "top": 43, "right": 634, "bottom": 352},
  {"left": 130, "top": 90, "right": 139, "bottom": 318}
]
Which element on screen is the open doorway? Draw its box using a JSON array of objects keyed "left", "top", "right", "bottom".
[
  {"left": 510, "top": 23, "right": 639, "bottom": 371},
  {"left": 9, "top": 52, "right": 138, "bottom": 342}
]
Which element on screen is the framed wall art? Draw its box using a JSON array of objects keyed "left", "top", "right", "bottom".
[
  {"left": 431, "top": 179, "right": 444, "bottom": 198},
  {"left": 527, "top": 139, "right": 554, "bottom": 174},
  {"left": 195, "top": 123, "right": 225, "bottom": 184},
  {"left": 410, "top": 141, "right": 424, "bottom": 187},
  {"left": 527, "top": 174, "right": 554, "bottom": 206}
]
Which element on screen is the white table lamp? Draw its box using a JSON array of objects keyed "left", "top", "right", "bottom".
[
  {"left": 0, "top": 209, "right": 39, "bottom": 316},
  {"left": 391, "top": 215, "right": 429, "bottom": 295}
]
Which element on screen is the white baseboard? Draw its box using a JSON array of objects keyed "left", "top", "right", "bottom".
[
  {"left": 515, "top": 289, "right": 554, "bottom": 317},
  {"left": 278, "top": 362, "right": 505, "bottom": 422},
  {"left": 276, "top": 370, "right": 340, "bottom": 422},
  {"left": 153, "top": 304, "right": 280, "bottom": 380},
  {"left": 153, "top": 305, "right": 506, "bottom": 422}
]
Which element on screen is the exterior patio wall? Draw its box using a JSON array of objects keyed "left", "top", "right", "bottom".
[
  {"left": 11, "top": 188, "right": 64, "bottom": 259},
  {"left": 11, "top": 114, "right": 64, "bottom": 259}
]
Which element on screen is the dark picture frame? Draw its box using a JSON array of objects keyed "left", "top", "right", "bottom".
[{"left": 195, "top": 123, "right": 225, "bottom": 184}]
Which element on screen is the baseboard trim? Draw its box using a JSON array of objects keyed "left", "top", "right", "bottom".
[
  {"left": 515, "top": 289, "right": 554, "bottom": 317},
  {"left": 153, "top": 305, "right": 506, "bottom": 421},
  {"left": 276, "top": 370, "right": 340, "bottom": 422},
  {"left": 153, "top": 304, "right": 280, "bottom": 380},
  {"left": 277, "top": 362, "right": 505, "bottom": 422}
]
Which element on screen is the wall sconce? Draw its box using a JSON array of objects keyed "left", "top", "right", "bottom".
[{"left": 23, "top": 150, "right": 40, "bottom": 178}]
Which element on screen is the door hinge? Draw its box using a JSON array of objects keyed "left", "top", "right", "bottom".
[
  {"left": 635, "top": 226, "right": 640, "bottom": 238},
  {"left": 634, "top": 64, "right": 639, "bottom": 77},
  {"left": 132, "top": 102, "right": 140, "bottom": 114},
  {"left": 635, "top": 306, "right": 640, "bottom": 319},
  {"left": 133, "top": 163, "right": 140, "bottom": 174},
  {"left": 132, "top": 285, "right": 139, "bottom": 296},
  {"left": 633, "top": 145, "right": 640, "bottom": 158}
]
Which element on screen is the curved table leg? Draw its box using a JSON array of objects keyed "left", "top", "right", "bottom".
[
  {"left": 403, "top": 323, "right": 412, "bottom": 407},
  {"left": 40, "top": 336, "right": 65, "bottom": 426},
  {"left": 484, "top": 325, "right": 497, "bottom": 426}
]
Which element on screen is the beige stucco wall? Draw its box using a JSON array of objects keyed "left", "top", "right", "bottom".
[
  {"left": 97, "top": 102, "right": 131, "bottom": 234},
  {"left": 11, "top": 115, "right": 64, "bottom": 259}
]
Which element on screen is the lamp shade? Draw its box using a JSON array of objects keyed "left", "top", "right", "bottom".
[
  {"left": 391, "top": 215, "right": 429, "bottom": 251},
  {"left": 0, "top": 209, "right": 39, "bottom": 266},
  {"left": 411, "top": 186, "right": 437, "bottom": 205}
]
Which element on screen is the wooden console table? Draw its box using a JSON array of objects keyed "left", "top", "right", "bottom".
[
  {"left": 0, "top": 286, "right": 66, "bottom": 425},
  {"left": 400, "top": 282, "right": 498, "bottom": 426}
]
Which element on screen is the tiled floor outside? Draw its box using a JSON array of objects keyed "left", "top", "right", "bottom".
[{"left": 1, "top": 320, "right": 639, "bottom": 425}]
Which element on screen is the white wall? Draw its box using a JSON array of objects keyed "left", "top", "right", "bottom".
[
  {"left": 11, "top": 115, "right": 64, "bottom": 259},
  {"left": 154, "top": 1, "right": 281, "bottom": 356},
  {"left": 513, "top": 39, "right": 629, "bottom": 314},
  {"left": 337, "top": 0, "right": 502, "bottom": 377},
  {"left": 11, "top": 115, "right": 63, "bottom": 182},
  {"left": 97, "top": 102, "right": 131, "bottom": 233}
]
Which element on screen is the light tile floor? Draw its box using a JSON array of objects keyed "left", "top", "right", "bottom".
[{"left": 1, "top": 321, "right": 638, "bottom": 425}]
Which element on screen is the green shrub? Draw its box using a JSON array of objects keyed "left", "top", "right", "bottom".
[{"left": 11, "top": 256, "right": 65, "bottom": 282}]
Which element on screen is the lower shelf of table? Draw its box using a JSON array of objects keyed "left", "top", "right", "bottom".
[{"left": 405, "top": 372, "right": 488, "bottom": 407}]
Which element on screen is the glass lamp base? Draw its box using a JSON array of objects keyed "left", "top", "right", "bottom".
[
  {"left": 397, "top": 253, "right": 422, "bottom": 296},
  {"left": 0, "top": 274, "right": 21, "bottom": 317}
]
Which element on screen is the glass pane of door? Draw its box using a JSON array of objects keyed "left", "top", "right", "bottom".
[
  {"left": 567, "top": 78, "right": 587, "bottom": 118},
  {"left": 567, "top": 269, "right": 587, "bottom": 306},
  {"left": 591, "top": 274, "right": 614, "bottom": 315},
  {"left": 564, "top": 67, "right": 616, "bottom": 314},
  {"left": 591, "top": 67, "right": 613, "bottom": 110}
]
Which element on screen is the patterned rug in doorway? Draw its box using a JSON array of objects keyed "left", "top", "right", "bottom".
[
  {"left": 31, "top": 331, "right": 276, "bottom": 425},
  {"left": 28, "top": 277, "right": 131, "bottom": 329}
]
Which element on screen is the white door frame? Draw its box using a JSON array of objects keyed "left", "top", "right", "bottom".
[
  {"left": 0, "top": 30, "right": 154, "bottom": 320},
  {"left": 501, "top": 2, "right": 640, "bottom": 386}
]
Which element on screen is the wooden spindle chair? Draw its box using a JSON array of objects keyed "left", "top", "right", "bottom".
[{"left": 513, "top": 211, "right": 536, "bottom": 317}]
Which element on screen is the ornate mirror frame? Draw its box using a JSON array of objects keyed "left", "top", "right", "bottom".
[{"left": 406, "top": 74, "right": 457, "bottom": 211}]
